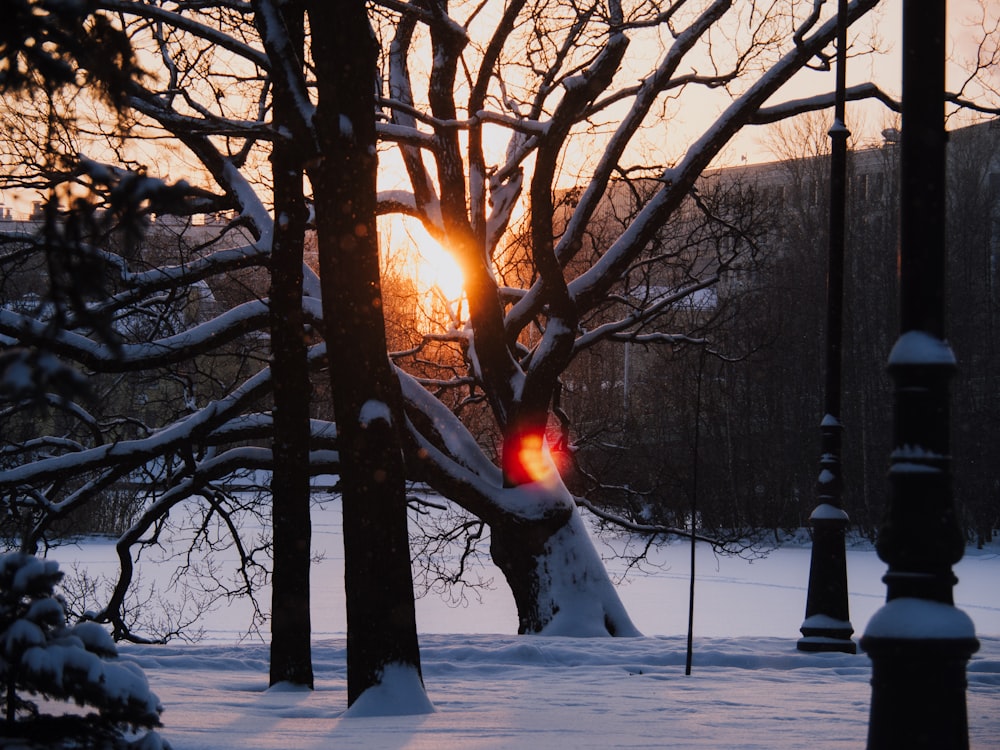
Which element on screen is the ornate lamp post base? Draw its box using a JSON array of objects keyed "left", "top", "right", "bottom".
[
  {"left": 863, "top": 599, "right": 979, "bottom": 748},
  {"left": 798, "top": 507, "right": 856, "bottom": 654}
]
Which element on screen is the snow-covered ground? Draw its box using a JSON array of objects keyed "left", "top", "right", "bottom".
[{"left": 60, "top": 498, "right": 1000, "bottom": 749}]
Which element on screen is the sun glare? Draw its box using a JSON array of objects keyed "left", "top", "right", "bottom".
[{"left": 401, "top": 220, "right": 465, "bottom": 301}]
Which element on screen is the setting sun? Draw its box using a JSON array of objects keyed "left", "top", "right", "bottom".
[{"left": 392, "top": 218, "right": 465, "bottom": 302}]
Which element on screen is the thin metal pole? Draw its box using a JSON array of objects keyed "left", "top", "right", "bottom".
[
  {"left": 797, "top": 0, "right": 855, "bottom": 654},
  {"left": 686, "top": 347, "right": 706, "bottom": 676}
]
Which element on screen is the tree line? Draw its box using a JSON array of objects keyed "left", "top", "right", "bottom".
[{"left": 564, "top": 118, "right": 999, "bottom": 546}]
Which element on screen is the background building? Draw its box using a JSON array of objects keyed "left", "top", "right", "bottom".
[{"left": 563, "top": 118, "right": 1000, "bottom": 543}]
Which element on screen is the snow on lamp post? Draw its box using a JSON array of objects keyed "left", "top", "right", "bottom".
[
  {"left": 862, "top": 2, "right": 979, "bottom": 748},
  {"left": 797, "top": 0, "right": 855, "bottom": 655}
]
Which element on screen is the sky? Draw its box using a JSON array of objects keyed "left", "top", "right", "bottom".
[
  {"left": 3, "top": 1, "right": 997, "bottom": 221},
  {"left": 720, "top": 0, "right": 999, "bottom": 166}
]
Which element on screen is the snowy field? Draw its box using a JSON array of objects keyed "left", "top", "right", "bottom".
[{"left": 59, "top": 497, "right": 1000, "bottom": 749}]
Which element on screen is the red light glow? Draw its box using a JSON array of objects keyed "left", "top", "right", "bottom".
[{"left": 515, "top": 433, "right": 555, "bottom": 484}]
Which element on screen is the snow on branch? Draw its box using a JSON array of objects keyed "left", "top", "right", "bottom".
[
  {"left": 567, "top": 0, "right": 879, "bottom": 315},
  {"left": 573, "top": 277, "right": 720, "bottom": 354},
  {"left": 132, "top": 95, "right": 274, "bottom": 140},
  {"left": 575, "top": 496, "right": 717, "bottom": 546},
  {"left": 98, "top": 243, "right": 271, "bottom": 304},
  {"left": 97, "top": 0, "right": 270, "bottom": 70},
  {"left": 376, "top": 190, "right": 445, "bottom": 235},
  {"left": 378, "top": 96, "right": 551, "bottom": 136},
  {"left": 251, "top": 0, "right": 317, "bottom": 149},
  {"left": 0, "top": 364, "right": 274, "bottom": 489},
  {"left": 376, "top": 122, "right": 438, "bottom": 148},
  {"left": 751, "top": 83, "right": 902, "bottom": 124},
  {"left": 203, "top": 413, "right": 339, "bottom": 448},
  {"left": 2, "top": 294, "right": 325, "bottom": 374},
  {"left": 398, "top": 368, "right": 503, "bottom": 486},
  {"left": 0, "top": 302, "right": 271, "bottom": 372}
]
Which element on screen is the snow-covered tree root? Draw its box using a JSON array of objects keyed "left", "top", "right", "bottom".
[
  {"left": 343, "top": 663, "right": 436, "bottom": 718},
  {"left": 492, "top": 505, "right": 641, "bottom": 637}
]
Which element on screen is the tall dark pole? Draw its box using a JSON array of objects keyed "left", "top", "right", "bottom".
[
  {"left": 685, "top": 348, "right": 706, "bottom": 676},
  {"left": 862, "top": 2, "right": 979, "bottom": 748},
  {"left": 797, "top": 0, "right": 855, "bottom": 654}
]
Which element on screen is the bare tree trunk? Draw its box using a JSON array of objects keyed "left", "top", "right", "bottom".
[
  {"left": 265, "top": 1, "right": 314, "bottom": 689},
  {"left": 308, "top": 1, "right": 425, "bottom": 707}
]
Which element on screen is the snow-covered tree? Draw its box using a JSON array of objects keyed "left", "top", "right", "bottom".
[
  {"left": 4, "top": 0, "right": 999, "bottom": 670},
  {"left": 0, "top": 552, "right": 168, "bottom": 749},
  {"left": 362, "top": 0, "right": 891, "bottom": 635},
  {"left": 0, "top": 0, "right": 890, "bottom": 640}
]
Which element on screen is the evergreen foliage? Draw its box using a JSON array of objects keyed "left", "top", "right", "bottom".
[{"left": 0, "top": 552, "right": 169, "bottom": 749}]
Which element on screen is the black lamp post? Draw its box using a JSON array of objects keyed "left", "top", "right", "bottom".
[
  {"left": 862, "top": 2, "right": 979, "bottom": 748},
  {"left": 797, "top": 0, "right": 855, "bottom": 655}
]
